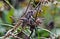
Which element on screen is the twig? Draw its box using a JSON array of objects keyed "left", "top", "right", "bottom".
[
  {"left": 3, "top": 0, "right": 32, "bottom": 39},
  {"left": 34, "top": 1, "right": 41, "bottom": 10},
  {"left": 4, "top": 0, "right": 15, "bottom": 9},
  {"left": 0, "top": 23, "right": 14, "bottom": 27},
  {"left": 21, "top": 0, "right": 32, "bottom": 17},
  {"left": 35, "top": 1, "right": 41, "bottom": 20},
  {"left": 11, "top": 33, "right": 22, "bottom": 39},
  {"left": 3, "top": 20, "right": 22, "bottom": 39}
]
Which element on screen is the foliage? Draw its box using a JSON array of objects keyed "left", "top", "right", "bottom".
[{"left": 0, "top": 0, "right": 60, "bottom": 39}]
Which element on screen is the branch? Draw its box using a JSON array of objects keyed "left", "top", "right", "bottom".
[
  {"left": 3, "top": 20, "right": 22, "bottom": 39},
  {"left": 4, "top": 0, "right": 15, "bottom": 9},
  {"left": 21, "top": 0, "right": 32, "bottom": 17},
  {"left": 11, "top": 33, "right": 22, "bottom": 39},
  {"left": 3, "top": 0, "right": 32, "bottom": 38}
]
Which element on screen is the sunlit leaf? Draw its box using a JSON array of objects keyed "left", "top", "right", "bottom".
[{"left": 3, "top": 9, "right": 14, "bottom": 24}]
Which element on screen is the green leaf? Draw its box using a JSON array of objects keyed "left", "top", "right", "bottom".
[
  {"left": 37, "top": 29, "right": 50, "bottom": 37},
  {"left": 2, "top": 9, "right": 14, "bottom": 24}
]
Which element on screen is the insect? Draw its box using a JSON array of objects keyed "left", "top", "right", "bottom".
[
  {"left": 3, "top": 0, "right": 44, "bottom": 39},
  {"left": 19, "top": 0, "right": 43, "bottom": 37},
  {"left": 19, "top": 1, "right": 45, "bottom": 39}
]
